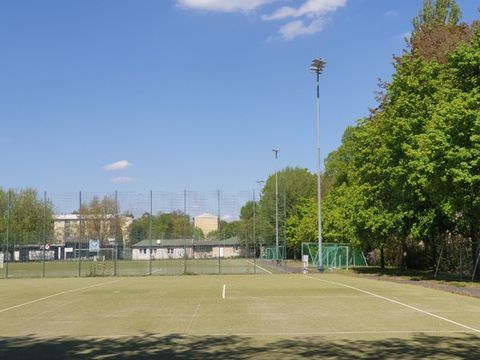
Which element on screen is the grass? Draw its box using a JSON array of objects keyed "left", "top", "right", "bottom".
[{"left": 0, "top": 273, "right": 479, "bottom": 359}]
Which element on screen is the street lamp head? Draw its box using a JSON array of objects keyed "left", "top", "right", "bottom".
[{"left": 310, "top": 58, "right": 326, "bottom": 75}]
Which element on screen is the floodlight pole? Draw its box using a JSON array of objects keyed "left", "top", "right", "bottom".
[
  {"left": 311, "top": 58, "right": 326, "bottom": 273},
  {"left": 273, "top": 149, "right": 279, "bottom": 263}
]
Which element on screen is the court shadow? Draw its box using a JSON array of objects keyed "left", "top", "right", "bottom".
[{"left": 1, "top": 333, "right": 479, "bottom": 359}]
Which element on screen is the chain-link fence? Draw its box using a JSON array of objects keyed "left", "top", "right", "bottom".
[{"left": 0, "top": 190, "right": 284, "bottom": 278}]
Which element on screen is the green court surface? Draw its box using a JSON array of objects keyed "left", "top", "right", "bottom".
[
  {"left": 0, "top": 273, "right": 479, "bottom": 359},
  {"left": 0, "top": 258, "right": 277, "bottom": 278}
]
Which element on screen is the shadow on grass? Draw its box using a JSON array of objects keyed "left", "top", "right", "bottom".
[
  {"left": 352, "top": 267, "right": 479, "bottom": 284},
  {"left": 1, "top": 333, "right": 479, "bottom": 359}
]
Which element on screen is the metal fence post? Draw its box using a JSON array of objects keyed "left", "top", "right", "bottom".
[
  {"left": 114, "top": 190, "right": 118, "bottom": 276},
  {"left": 253, "top": 189, "right": 257, "bottom": 274},
  {"left": 79, "top": 191, "right": 82, "bottom": 277},
  {"left": 218, "top": 189, "right": 221, "bottom": 274},
  {"left": 149, "top": 190, "right": 153, "bottom": 276},
  {"left": 184, "top": 189, "right": 187, "bottom": 274},
  {"left": 43, "top": 191, "right": 47, "bottom": 278},
  {"left": 5, "top": 190, "right": 11, "bottom": 278}
]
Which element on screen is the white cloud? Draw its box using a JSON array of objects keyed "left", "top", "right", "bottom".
[
  {"left": 279, "top": 18, "right": 326, "bottom": 40},
  {"left": 263, "top": 0, "right": 346, "bottom": 39},
  {"left": 176, "top": 0, "right": 274, "bottom": 13},
  {"left": 110, "top": 176, "right": 135, "bottom": 184},
  {"left": 177, "top": 0, "right": 346, "bottom": 40},
  {"left": 385, "top": 10, "right": 398, "bottom": 17},
  {"left": 103, "top": 160, "right": 132, "bottom": 171},
  {"left": 263, "top": 0, "right": 346, "bottom": 21}
]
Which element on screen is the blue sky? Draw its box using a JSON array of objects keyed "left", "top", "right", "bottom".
[{"left": 1, "top": 0, "right": 479, "bottom": 195}]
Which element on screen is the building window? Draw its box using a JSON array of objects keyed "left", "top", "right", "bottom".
[{"left": 167, "top": 247, "right": 174, "bottom": 255}]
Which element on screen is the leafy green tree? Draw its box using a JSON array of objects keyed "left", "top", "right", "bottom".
[
  {"left": 318, "top": 3, "right": 480, "bottom": 273},
  {"left": 257, "top": 167, "right": 316, "bottom": 246},
  {"left": 129, "top": 210, "right": 193, "bottom": 243},
  {"left": 192, "top": 227, "right": 205, "bottom": 240},
  {"left": 412, "top": 0, "right": 462, "bottom": 33},
  {"left": 286, "top": 197, "right": 317, "bottom": 253},
  {"left": 0, "top": 188, "right": 53, "bottom": 245},
  {"left": 129, "top": 213, "right": 150, "bottom": 243}
]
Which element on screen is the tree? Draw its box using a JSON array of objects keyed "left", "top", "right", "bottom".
[
  {"left": 0, "top": 188, "right": 53, "bottom": 245},
  {"left": 80, "top": 195, "right": 123, "bottom": 246},
  {"left": 256, "top": 167, "right": 317, "bottom": 245},
  {"left": 129, "top": 210, "right": 194, "bottom": 243},
  {"left": 317, "top": 3, "right": 480, "bottom": 273},
  {"left": 412, "top": 0, "right": 462, "bottom": 33}
]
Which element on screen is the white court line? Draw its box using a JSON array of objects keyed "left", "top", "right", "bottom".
[
  {"left": 0, "top": 280, "right": 118, "bottom": 314},
  {"left": 191, "top": 330, "right": 474, "bottom": 337},
  {"left": 222, "top": 284, "right": 226, "bottom": 299},
  {"left": 64, "top": 329, "right": 475, "bottom": 339},
  {"left": 185, "top": 287, "right": 208, "bottom": 333},
  {"left": 244, "top": 260, "right": 272, "bottom": 274},
  {"left": 305, "top": 275, "right": 480, "bottom": 334}
]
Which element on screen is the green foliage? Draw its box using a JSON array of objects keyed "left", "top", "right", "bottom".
[
  {"left": 0, "top": 188, "right": 53, "bottom": 245},
  {"left": 413, "top": 0, "right": 462, "bottom": 33},
  {"left": 319, "top": 15, "right": 480, "bottom": 274},
  {"left": 286, "top": 197, "right": 317, "bottom": 250},
  {"left": 192, "top": 227, "right": 205, "bottom": 240},
  {"left": 129, "top": 211, "right": 193, "bottom": 242},
  {"left": 256, "top": 167, "right": 317, "bottom": 245},
  {"left": 289, "top": 1, "right": 479, "bottom": 273}
]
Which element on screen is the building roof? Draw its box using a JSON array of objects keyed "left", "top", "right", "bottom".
[
  {"left": 194, "top": 213, "right": 217, "bottom": 219},
  {"left": 132, "top": 237, "right": 240, "bottom": 248}
]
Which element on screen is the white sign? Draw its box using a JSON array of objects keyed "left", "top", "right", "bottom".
[
  {"left": 302, "top": 255, "right": 309, "bottom": 274},
  {"left": 89, "top": 239, "right": 100, "bottom": 252}
]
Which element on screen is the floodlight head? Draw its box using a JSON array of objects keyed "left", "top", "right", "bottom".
[
  {"left": 272, "top": 149, "right": 279, "bottom": 159},
  {"left": 310, "top": 58, "right": 326, "bottom": 75}
]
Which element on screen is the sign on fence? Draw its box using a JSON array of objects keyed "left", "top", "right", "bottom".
[{"left": 89, "top": 239, "right": 100, "bottom": 252}]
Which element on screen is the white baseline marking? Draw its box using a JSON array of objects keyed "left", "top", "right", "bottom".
[
  {"left": 0, "top": 280, "right": 118, "bottom": 314},
  {"left": 245, "top": 260, "right": 272, "bottom": 274},
  {"left": 305, "top": 275, "right": 480, "bottom": 334},
  {"left": 191, "top": 330, "right": 473, "bottom": 337},
  {"left": 222, "top": 284, "right": 226, "bottom": 299},
  {"left": 57, "top": 329, "right": 475, "bottom": 339}
]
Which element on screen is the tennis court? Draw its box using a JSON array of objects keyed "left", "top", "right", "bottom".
[{"left": 0, "top": 273, "right": 479, "bottom": 359}]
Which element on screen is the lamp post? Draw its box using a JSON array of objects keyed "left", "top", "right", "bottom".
[
  {"left": 272, "top": 149, "right": 279, "bottom": 263},
  {"left": 311, "top": 58, "right": 326, "bottom": 272}
]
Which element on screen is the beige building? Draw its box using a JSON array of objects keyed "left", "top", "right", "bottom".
[
  {"left": 193, "top": 213, "right": 218, "bottom": 237},
  {"left": 53, "top": 214, "right": 133, "bottom": 246}
]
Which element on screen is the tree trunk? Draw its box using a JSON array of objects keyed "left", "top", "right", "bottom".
[
  {"left": 401, "top": 235, "right": 408, "bottom": 270},
  {"left": 430, "top": 233, "right": 438, "bottom": 272},
  {"left": 380, "top": 246, "right": 385, "bottom": 269},
  {"left": 471, "top": 220, "right": 480, "bottom": 280}
]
